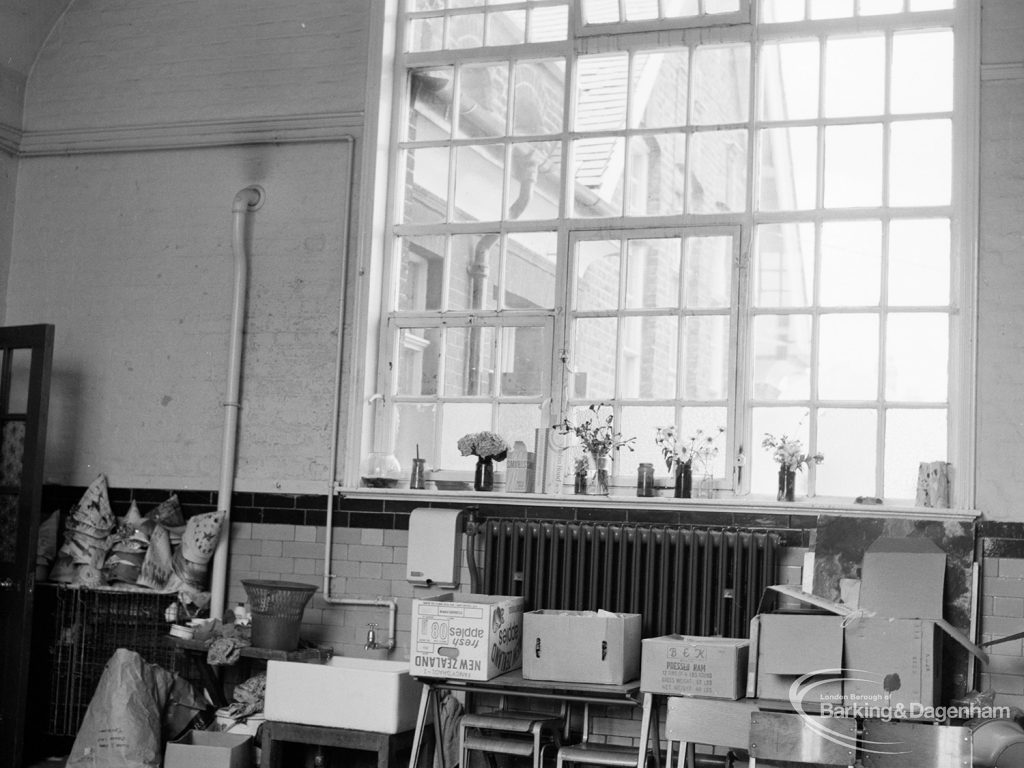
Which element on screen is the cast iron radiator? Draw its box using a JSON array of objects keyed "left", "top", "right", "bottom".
[{"left": 479, "top": 520, "right": 779, "bottom": 639}]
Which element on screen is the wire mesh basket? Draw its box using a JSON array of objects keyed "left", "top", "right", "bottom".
[{"left": 242, "top": 579, "right": 317, "bottom": 651}]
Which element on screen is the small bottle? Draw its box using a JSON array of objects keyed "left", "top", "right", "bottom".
[
  {"left": 637, "top": 463, "right": 655, "bottom": 497},
  {"left": 410, "top": 457, "right": 426, "bottom": 489}
]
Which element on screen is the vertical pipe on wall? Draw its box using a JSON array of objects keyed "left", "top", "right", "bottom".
[{"left": 209, "top": 184, "right": 264, "bottom": 622}]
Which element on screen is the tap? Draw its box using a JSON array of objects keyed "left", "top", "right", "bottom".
[{"left": 365, "top": 622, "right": 378, "bottom": 650}]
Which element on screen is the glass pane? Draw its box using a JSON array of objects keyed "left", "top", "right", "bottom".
[
  {"left": 687, "top": 130, "right": 748, "bottom": 213},
  {"left": 575, "top": 239, "right": 621, "bottom": 311},
  {"left": 683, "top": 236, "right": 732, "bottom": 309},
  {"left": 486, "top": 10, "right": 525, "bottom": 45},
  {"left": 818, "top": 314, "right": 879, "bottom": 399},
  {"left": 397, "top": 235, "right": 445, "bottom": 311},
  {"left": 509, "top": 142, "right": 562, "bottom": 220},
  {"left": 760, "top": 41, "right": 819, "bottom": 121},
  {"left": 682, "top": 316, "right": 730, "bottom": 400},
  {"left": 506, "top": 232, "right": 558, "bottom": 309},
  {"left": 706, "top": 0, "right": 741, "bottom": 12},
  {"left": 573, "top": 317, "right": 618, "bottom": 399},
  {"left": 750, "top": 406, "right": 811, "bottom": 494},
  {"left": 892, "top": 29, "right": 953, "bottom": 114},
  {"left": 1, "top": 422, "right": 25, "bottom": 486},
  {"left": 820, "top": 220, "right": 882, "bottom": 307},
  {"left": 626, "top": 238, "right": 681, "bottom": 309},
  {"left": 909, "top": 0, "right": 954, "bottom": 11},
  {"left": 627, "top": 405, "right": 676, "bottom": 475},
  {"left": 457, "top": 62, "right": 508, "bottom": 138},
  {"left": 680, "top": 407, "right": 729, "bottom": 477},
  {"left": 394, "top": 402, "right": 438, "bottom": 474},
  {"left": 403, "top": 147, "right": 450, "bottom": 224},
  {"left": 859, "top": 0, "right": 904, "bottom": 14},
  {"left": 885, "top": 313, "right": 948, "bottom": 401},
  {"left": 889, "top": 219, "right": 950, "bottom": 306},
  {"left": 627, "top": 134, "right": 686, "bottom": 216},
  {"left": 572, "top": 137, "right": 625, "bottom": 217},
  {"left": 621, "top": 315, "right": 677, "bottom": 399},
  {"left": 761, "top": 0, "right": 805, "bottom": 22},
  {"left": 692, "top": 44, "right": 750, "bottom": 125},
  {"left": 10, "top": 350, "right": 31, "bottom": 414},
  {"left": 752, "top": 223, "right": 814, "bottom": 308},
  {"left": 513, "top": 59, "right": 565, "bottom": 136},
  {"left": 528, "top": 6, "right": 569, "bottom": 43},
  {"left": 396, "top": 327, "right": 442, "bottom": 396},
  {"left": 439, "top": 402, "right": 493, "bottom": 468},
  {"left": 824, "top": 35, "right": 885, "bottom": 118},
  {"left": 408, "top": 67, "right": 453, "bottom": 141},
  {"left": 632, "top": 49, "right": 689, "bottom": 129},
  {"left": 757, "top": 127, "right": 817, "bottom": 211},
  {"left": 889, "top": 119, "right": 951, "bottom": 207},
  {"left": 447, "top": 11, "right": 485, "bottom": 48},
  {"left": 575, "top": 53, "right": 628, "bottom": 131},
  {"left": 445, "top": 325, "right": 498, "bottom": 395},
  {"left": 499, "top": 325, "right": 549, "bottom": 396},
  {"left": 450, "top": 234, "right": 499, "bottom": 310},
  {"left": 824, "top": 124, "right": 882, "bottom": 208},
  {"left": 408, "top": 16, "right": 444, "bottom": 52},
  {"left": 752, "top": 315, "right": 812, "bottom": 399},
  {"left": 495, "top": 403, "right": 544, "bottom": 454},
  {"left": 625, "top": 0, "right": 659, "bottom": 20},
  {"left": 810, "top": 0, "right": 854, "bottom": 18},
  {"left": 582, "top": 0, "right": 619, "bottom": 24},
  {"left": 816, "top": 408, "right": 877, "bottom": 498},
  {"left": 454, "top": 144, "right": 505, "bottom": 222},
  {"left": 884, "top": 408, "right": 947, "bottom": 501},
  {"left": 663, "top": 0, "right": 701, "bottom": 16}
]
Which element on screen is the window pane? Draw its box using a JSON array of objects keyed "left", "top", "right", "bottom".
[
  {"left": 402, "top": 147, "right": 450, "bottom": 224},
  {"left": 572, "top": 137, "right": 625, "bottom": 217},
  {"left": 408, "top": 16, "right": 444, "bottom": 52},
  {"left": 757, "top": 126, "right": 818, "bottom": 211},
  {"left": 528, "top": 6, "right": 568, "bottom": 43},
  {"left": 439, "top": 402, "right": 493, "bottom": 468},
  {"left": 486, "top": 9, "right": 525, "bottom": 45},
  {"left": 824, "top": 124, "right": 882, "bottom": 208},
  {"left": 820, "top": 220, "right": 882, "bottom": 307},
  {"left": 884, "top": 408, "right": 947, "bottom": 500},
  {"left": 682, "top": 316, "right": 730, "bottom": 400},
  {"left": 395, "top": 402, "right": 438, "bottom": 475},
  {"left": 692, "top": 44, "right": 750, "bottom": 125},
  {"left": 575, "top": 239, "right": 621, "bottom": 311},
  {"left": 753, "top": 223, "right": 814, "bottom": 308},
  {"left": 824, "top": 35, "right": 885, "bottom": 118},
  {"left": 683, "top": 236, "right": 732, "bottom": 309},
  {"left": 889, "top": 119, "right": 951, "bottom": 207},
  {"left": 622, "top": 316, "right": 677, "bottom": 398},
  {"left": 509, "top": 142, "right": 562, "bottom": 220},
  {"left": 409, "top": 67, "right": 453, "bottom": 140},
  {"left": 816, "top": 408, "right": 877, "bottom": 498},
  {"left": 449, "top": 234, "right": 498, "bottom": 310},
  {"left": 759, "top": 40, "right": 819, "bottom": 122},
  {"left": 628, "top": 134, "right": 686, "bottom": 216},
  {"left": 680, "top": 407, "right": 729, "bottom": 476},
  {"left": 628, "top": 405, "right": 677, "bottom": 474},
  {"left": 581, "top": 0, "right": 619, "bottom": 24},
  {"left": 761, "top": 0, "right": 805, "bottom": 23},
  {"left": 688, "top": 130, "right": 748, "bottom": 213},
  {"left": 575, "top": 53, "right": 628, "bottom": 131},
  {"left": 631, "top": 49, "right": 689, "bottom": 129},
  {"left": 397, "top": 235, "right": 445, "bottom": 311},
  {"left": 752, "top": 315, "right": 812, "bottom": 399},
  {"left": 892, "top": 29, "right": 953, "bottom": 114},
  {"left": 810, "top": 0, "right": 854, "bottom": 19},
  {"left": 885, "top": 313, "right": 948, "bottom": 402},
  {"left": 626, "top": 238, "right": 681, "bottom": 309},
  {"left": 513, "top": 59, "right": 565, "bottom": 136},
  {"left": 625, "top": 0, "right": 659, "bottom": 21},
  {"left": 751, "top": 406, "right": 811, "bottom": 494},
  {"left": 454, "top": 144, "right": 505, "bottom": 222},
  {"left": 888, "top": 219, "right": 950, "bottom": 306},
  {"left": 457, "top": 62, "right": 508, "bottom": 138},
  {"left": 499, "top": 326, "right": 549, "bottom": 396},
  {"left": 506, "top": 232, "right": 557, "bottom": 308},
  {"left": 706, "top": 0, "right": 741, "bottom": 12},
  {"left": 447, "top": 326, "right": 498, "bottom": 395},
  {"left": 396, "top": 327, "right": 442, "bottom": 396},
  {"left": 910, "top": 0, "right": 954, "bottom": 11},
  {"left": 447, "top": 11, "right": 485, "bottom": 48},
  {"left": 495, "top": 403, "right": 545, "bottom": 453},
  {"left": 859, "top": 0, "right": 904, "bottom": 15},
  {"left": 818, "top": 314, "right": 879, "bottom": 400},
  {"left": 573, "top": 317, "right": 619, "bottom": 399}
]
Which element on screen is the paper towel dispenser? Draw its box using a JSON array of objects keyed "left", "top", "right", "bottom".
[{"left": 406, "top": 507, "right": 464, "bottom": 588}]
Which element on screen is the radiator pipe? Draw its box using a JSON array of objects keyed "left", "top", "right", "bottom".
[{"left": 210, "top": 184, "right": 265, "bottom": 622}]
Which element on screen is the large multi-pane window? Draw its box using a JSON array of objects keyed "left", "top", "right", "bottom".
[{"left": 376, "top": 0, "right": 974, "bottom": 504}]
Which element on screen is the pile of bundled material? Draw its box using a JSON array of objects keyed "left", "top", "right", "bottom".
[{"left": 49, "top": 474, "right": 226, "bottom": 596}]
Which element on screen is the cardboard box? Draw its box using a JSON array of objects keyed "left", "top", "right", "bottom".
[
  {"left": 522, "top": 610, "right": 641, "bottom": 684},
  {"left": 640, "top": 635, "right": 749, "bottom": 699},
  {"left": 844, "top": 617, "right": 943, "bottom": 711},
  {"left": 411, "top": 593, "right": 524, "bottom": 681},
  {"left": 859, "top": 537, "right": 946, "bottom": 620},
  {"left": 164, "top": 730, "right": 252, "bottom": 768},
  {"left": 756, "top": 613, "right": 845, "bottom": 706}
]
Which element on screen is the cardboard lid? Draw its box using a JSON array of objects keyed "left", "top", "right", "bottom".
[{"left": 864, "top": 536, "right": 946, "bottom": 557}]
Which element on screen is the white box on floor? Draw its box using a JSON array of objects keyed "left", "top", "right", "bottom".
[
  {"left": 522, "top": 610, "right": 641, "bottom": 684},
  {"left": 164, "top": 730, "right": 251, "bottom": 768}
]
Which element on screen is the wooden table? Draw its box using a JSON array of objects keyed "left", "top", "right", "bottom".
[
  {"left": 408, "top": 669, "right": 657, "bottom": 768},
  {"left": 261, "top": 720, "right": 415, "bottom": 768}
]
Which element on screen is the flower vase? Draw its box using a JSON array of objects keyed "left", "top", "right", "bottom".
[
  {"left": 586, "top": 455, "right": 610, "bottom": 496},
  {"left": 696, "top": 473, "right": 714, "bottom": 499},
  {"left": 674, "top": 463, "right": 692, "bottom": 499},
  {"left": 777, "top": 467, "right": 796, "bottom": 502},
  {"left": 474, "top": 457, "right": 494, "bottom": 492}
]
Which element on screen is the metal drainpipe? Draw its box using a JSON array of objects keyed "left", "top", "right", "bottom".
[{"left": 210, "top": 184, "right": 265, "bottom": 622}]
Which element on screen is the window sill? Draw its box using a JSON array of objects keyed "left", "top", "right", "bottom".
[{"left": 335, "top": 484, "right": 979, "bottom": 522}]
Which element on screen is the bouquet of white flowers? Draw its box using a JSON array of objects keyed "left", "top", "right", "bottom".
[{"left": 457, "top": 431, "right": 509, "bottom": 461}]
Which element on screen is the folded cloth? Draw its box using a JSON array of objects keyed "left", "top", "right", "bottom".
[{"left": 207, "top": 636, "right": 246, "bottom": 667}]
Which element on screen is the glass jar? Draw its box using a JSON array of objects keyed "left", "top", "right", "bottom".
[
  {"left": 636, "top": 463, "right": 655, "bottom": 497},
  {"left": 360, "top": 451, "right": 402, "bottom": 488}
]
